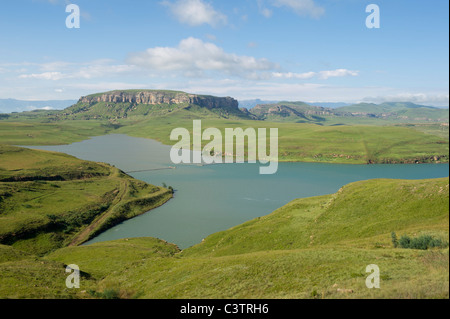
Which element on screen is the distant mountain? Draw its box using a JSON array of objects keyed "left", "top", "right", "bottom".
[
  {"left": 307, "top": 102, "right": 351, "bottom": 109},
  {"left": 248, "top": 101, "right": 449, "bottom": 123},
  {"left": 238, "top": 99, "right": 279, "bottom": 109},
  {"left": 58, "top": 90, "right": 251, "bottom": 120},
  {"left": 250, "top": 102, "right": 334, "bottom": 123},
  {"left": 335, "top": 102, "right": 449, "bottom": 121},
  {"left": 0, "top": 99, "right": 77, "bottom": 113}
]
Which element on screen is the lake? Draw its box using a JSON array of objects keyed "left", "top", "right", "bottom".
[{"left": 30, "top": 134, "right": 449, "bottom": 249}]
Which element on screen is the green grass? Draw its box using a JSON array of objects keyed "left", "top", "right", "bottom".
[
  {"left": 1, "top": 177, "right": 437, "bottom": 299},
  {"left": 0, "top": 120, "right": 114, "bottom": 146},
  {"left": 249, "top": 101, "right": 449, "bottom": 125},
  {"left": 184, "top": 178, "right": 449, "bottom": 258},
  {"left": 1, "top": 106, "right": 448, "bottom": 164},
  {"left": 0, "top": 145, "right": 172, "bottom": 255},
  {"left": 0, "top": 96, "right": 448, "bottom": 299},
  {"left": 116, "top": 111, "right": 449, "bottom": 164}
]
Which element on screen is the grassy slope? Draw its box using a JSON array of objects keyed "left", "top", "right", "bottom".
[
  {"left": 0, "top": 145, "right": 172, "bottom": 255},
  {"left": 37, "top": 177, "right": 449, "bottom": 299},
  {"left": 0, "top": 107, "right": 448, "bottom": 164},
  {"left": 0, "top": 238, "right": 178, "bottom": 299},
  {"left": 0, "top": 120, "right": 114, "bottom": 146},
  {"left": 249, "top": 102, "right": 449, "bottom": 124},
  {"left": 116, "top": 109, "right": 449, "bottom": 163}
]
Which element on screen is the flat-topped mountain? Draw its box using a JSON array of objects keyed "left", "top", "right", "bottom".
[
  {"left": 61, "top": 90, "right": 247, "bottom": 120},
  {"left": 79, "top": 90, "right": 238, "bottom": 110}
]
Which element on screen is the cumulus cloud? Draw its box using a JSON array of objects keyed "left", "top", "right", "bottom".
[
  {"left": 162, "top": 0, "right": 227, "bottom": 27},
  {"left": 272, "top": 0, "right": 325, "bottom": 18},
  {"left": 127, "top": 37, "right": 277, "bottom": 78}
]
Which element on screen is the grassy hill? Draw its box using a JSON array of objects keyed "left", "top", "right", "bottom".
[
  {"left": 248, "top": 101, "right": 449, "bottom": 124},
  {"left": 336, "top": 102, "right": 449, "bottom": 122},
  {"left": 0, "top": 110, "right": 448, "bottom": 164},
  {"left": 116, "top": 112, "right": 449, "bottom": 164},
  {"left": 0, "top": 91, "right": 448, "bottom": 164},
  {"left": 0, "top": 238, "right": 178, "bottom": 299},
  {"left": 0, "top": 145, "right": 173, "bottom": 256},
  {"left": 18, "top": 177, "right": 443, "bottom": 299},
  {"left": 58, "top": 90, "right": 250, "bottom": 121}
]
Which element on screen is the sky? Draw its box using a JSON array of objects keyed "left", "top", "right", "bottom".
[{"left": 0, "top": 0, "right": 448, "bottom": 106}]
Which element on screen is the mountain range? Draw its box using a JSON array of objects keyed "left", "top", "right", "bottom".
[
  {"left": 249, "top": 101, "right": 449, "bottom": 124},
  {"left": 1, "top": 91, "right": 448, "bottom": 124}
]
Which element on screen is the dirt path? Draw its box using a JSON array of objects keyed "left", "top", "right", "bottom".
[{"left": 68, "top": 179, "right": 128, "bottom": 246}]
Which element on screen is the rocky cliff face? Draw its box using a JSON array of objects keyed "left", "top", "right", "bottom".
[{"left": 78, "top": 91, "right": 239, "bottom": 111}]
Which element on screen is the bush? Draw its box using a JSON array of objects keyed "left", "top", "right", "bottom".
[
  {"left": 395, "top": 233, "right": 448, "bottom": 250},
  {"left": 391, "top": 232, "right": 398, "bottom": 248},
  {"left": 88, "top": 288, "right": 121, "bottom": 299}
]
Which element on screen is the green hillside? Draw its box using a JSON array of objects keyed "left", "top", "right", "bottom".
[
  {"left": 248, "top": 101, "right": 449, "bottom": 124},
  {"left": 0, "top": 110, "right": 448, "bottom": 164},
  {"left": 335, "top": 102, "right": 449, "bottom": 122},
  {"left": 117, "top": 112, "right": 449, "bottom": 164},
  {"left": 0, "top": 91, "right": 448, "bottom": 164},
  {"left": 0, "top": 177, "right": 443, "bottom": 299},
  {"left": 0, "top": 145, "right": 173, "bottom": 256},
  {"left": 58, "top": 90, "right": 250, "bottom": 121}
]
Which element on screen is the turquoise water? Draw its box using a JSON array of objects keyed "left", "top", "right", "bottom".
[{"left": 30, "top": 134, "right": 449, "bottom": 249}]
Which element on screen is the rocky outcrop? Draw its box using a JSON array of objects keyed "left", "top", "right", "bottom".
[
  {"left": 78, "top": 90, "right": 239, "bottom": 111},
  {"left": 251, "top": 104, "right": 334, "bottom": 120}
]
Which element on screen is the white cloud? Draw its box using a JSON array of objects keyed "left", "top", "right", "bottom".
[
  {"left": 162, "top": 0, "right": 227, "bottom": 27},
  {"left": 19, "top": 72, "right": 66, "bottom": 81},
  {"left": 318, "top": 69, "right": 359, "bottom": 79},
  {"left": 18, "top": 61, "right": 136, "bottom": 81},
  {"left": 127, "top": 37, "right": 277, "bottom": 78},
  {"left": 272, "top": 0, "right": 325, "bottom": 18},
  {"left": 272, "top": 69, "right": 359, "bottom": 80},
  {"left": 273, "top": 71, "right": 315, "bottom": 79},
  {"left": 17, "top": 40, "right": 359, "bottom": 84}
]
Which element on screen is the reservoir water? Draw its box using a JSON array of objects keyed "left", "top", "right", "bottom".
[{"left": 30, "top": 134, "right": 450, "bottom": 249}]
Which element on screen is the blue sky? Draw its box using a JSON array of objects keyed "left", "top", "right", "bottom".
[{"left": 0, "top": 0, "right": 448, "bottom": 106}]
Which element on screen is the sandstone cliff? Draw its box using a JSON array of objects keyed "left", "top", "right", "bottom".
[{"left": 78, "top": 90, "right": 239, "bottom": 111}]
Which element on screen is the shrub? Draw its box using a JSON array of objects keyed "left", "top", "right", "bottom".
[
  {"left": 88, "top": 288, "right": 121, "bottom": 299},
  {"left": 391, "top": 232, "right": 398, "bottom": 248},
  {"left": 395, "top": 234, "right": 448, "bottom": 250}
]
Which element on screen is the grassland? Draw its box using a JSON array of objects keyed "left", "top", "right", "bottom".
[
  {"left": 0, "top": 104, "right": 448, "bottom": 164},
  {"left": 0, "top": 145, "right": 172, "bottom": 256},
  {"left": 115, "top": 109, "right": 449, "bottom": 164},
  {"left": 0, "top": 120, "right": 115, "bottom": 146},
  {"left": 0, "top": 177, "right": 447, "bottom": 299},
  {"left": 0, "top": 97, "right": 448, "bottom": 299}
]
